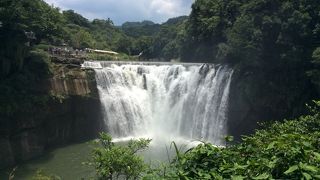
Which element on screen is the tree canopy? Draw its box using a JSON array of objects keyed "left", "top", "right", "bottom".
[{"left": 0, "top": 0, "right": 63, "bottom": 76}]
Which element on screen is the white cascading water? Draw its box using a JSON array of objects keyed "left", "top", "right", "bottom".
[
  {"left": 81, "top": 61, "right": 103, "bottom": 69},
  {"left": 84, "top": 61, "right": 233, "bottom": 146}
]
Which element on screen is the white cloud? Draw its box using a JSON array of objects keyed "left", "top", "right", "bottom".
[
  {"left": 44, "top": 0, "right": 193, "bottom": 25},
  {"left": 45, "top": 0, "right": 65, "bottom": 9},
  {"left": 150, "top": 0, "right": 177, "bottom": 16}
]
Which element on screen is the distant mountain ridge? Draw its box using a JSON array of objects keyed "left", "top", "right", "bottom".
[
  {"left": 122, "top": 20, "right": 157, "bottom": 28},
  {"left": 121, "top": 16, "right": 188, "bottom": 38},
  {"left": 121, "top": 20, "right": 161, "bottom": 38}
]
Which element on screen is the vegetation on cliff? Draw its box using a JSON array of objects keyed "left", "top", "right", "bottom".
[
  {"left": 180, "top": 0, "right": 320, "bottom": 129},
  {"left": 0, "top": 0, "right": 98, "bottom": 115},
  {"left": 0, "top": 0, "right": 60, "bottom": 116},
  {"left": 0, "top": 0, "right": 62, "bottom": 77},
  {"left": 181, "top": 0, "right": 320, "bottom": 88}
]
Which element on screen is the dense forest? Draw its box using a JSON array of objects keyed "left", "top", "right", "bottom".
[
  {"left": 2, "top": 0, "right": 319, "bottom": 88},
  {"left": 1, "top": 0, "right": 320, "bottom": 179}
]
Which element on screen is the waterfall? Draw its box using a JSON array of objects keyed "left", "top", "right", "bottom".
[
  {"left": 86, "top": 61, "right": 233, "bottom": 146},
  {"left": 81, "top": 61, "right": 103, "bottom": 69}
]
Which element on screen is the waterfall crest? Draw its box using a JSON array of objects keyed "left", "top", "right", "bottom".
[{"left": 87, "top": 62, "right": 233, "bottom": 146}]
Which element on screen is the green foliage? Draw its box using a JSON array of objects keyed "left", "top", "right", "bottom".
[
  {"left": 122, "top": 21, "right": 161, "bottom": 38},
  {"left": 184, "top": 0, "right": 320, "bottom": 63},
  {"left": 181, "top": 0, "right": 240, "bottom": 62},
  {"left": 27, "top": 48, "right": 52, "bottom": 76},
  {"left": 180, "top": 0, "right": 319, "bottom": 123},
  {"left": 114, "top": 36, "right": 133, "bottom": 55},
  {"left": 131, "top": 36, "right": 154, "bottom": 57},
  {"left": 151, "top": 22, "right": 185, "bottom": 60},
  {"left": 89, "top": 19, "right": 119, "bottom": 50},
  {"left": 0, "top": 46, "right": 53, "bottom": 116},
  {"left": 0, "top": 0, "right": 63, "bottom": 76},
  {"left": 0, "top": 0, "right": 63, "bottom": 42},
  {"left": 120, "top": 17, "right": 188, "bottom": 60},
  {"left": 182, "top": 0, "right": 320, "bottom": 75},
  {"left": 92, "top": 133, "right": 151, "bottom": 179},
  {"left": 60, "top": 11, "right": 131, "bottom": 53},
  {"left": 157, "top": 101, "right": 320, "bottom": 179},
  {"left": 63, "top": 10, "right": 90, "bottom": 28},
  {"left": 71, "top": 29, "right": 94, "bottom": 49}
]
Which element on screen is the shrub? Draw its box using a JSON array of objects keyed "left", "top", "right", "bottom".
[{"left": 92, "top": 133, "right": 151, "bottom": 180}]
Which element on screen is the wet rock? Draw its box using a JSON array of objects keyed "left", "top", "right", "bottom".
[
  {"left": 11, "top": 130, "right": 45, "bottom": 162},
  {"left": 0, "top": 138, "right": 14, "bottom": 169},
  {"left": 142, "top": 74, "right": 147, "bottom": 90},
  {"left": 137, "top": 67, "right": 143, "bottom": 75},
  {"left": 0, "top": 63, "right": 103, "bottom": 169},
  {"left": 199, "top": 64, "right": 210, "bottom": 76}
]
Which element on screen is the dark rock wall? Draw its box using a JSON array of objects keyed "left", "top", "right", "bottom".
[
  {"left": 0, "top": 67, "right": 103, "bottom": 169},
  {"left": 227, "top": 67, "right": 317, "bottom": 141}
]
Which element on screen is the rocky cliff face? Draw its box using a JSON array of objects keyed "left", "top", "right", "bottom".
[
  {"left": 0, "top": 64, "right": 103, "bottom": 169},
  {"left": 227, "top": 67, "right": 316, "bottom": 141}
]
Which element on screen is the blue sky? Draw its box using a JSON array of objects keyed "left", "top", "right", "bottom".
[{"left": 44, "top": 0, "right": 194, "bottom": 25}]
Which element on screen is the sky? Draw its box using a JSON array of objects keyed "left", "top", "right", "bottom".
[{"left": 44, "top": 0, "right": 194, "bottom": 25}]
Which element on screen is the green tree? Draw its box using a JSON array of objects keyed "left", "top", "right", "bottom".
[
  {"left": 92, "top": 133, "right": 151, "bottom": 180},
  {"left": 71, "top": 29, "right": 94, "bottom": 49},
  {"left": 132, "top": 36, "right": 153, "bottom": 58},
  {"left": 0, "top": 0, "right": 63, "bottom": 76},
  {"left": 181, "top": 0, "right": 240, "bottom": 62},
  {"left": 114, "top": 36, "right": 133, "bottom": 55},
  {"left": 90, "top": 19, "right": 123, "bottom": 50},
  {"left": 121, "top": 21, "right": 160, "bottom": 38},
  {"left": 149, "top": 17, "right": 187, "bottom": 60},
  {"left": 63, "top": 10, "right": 91, "bottom": 28}
]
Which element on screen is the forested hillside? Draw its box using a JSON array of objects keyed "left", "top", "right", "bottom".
[
  {"left": 121, "top": 20, "right": 161, "bottom": 38},
  {"left": 172, "top": 0, "right": 320, "bottom": 137},
  {"left": 181, "top": 0, "right": 320, "bottom": 88},
  {"left": 0, "top": 0, "right": 125, "bottom": 77},
  {"left": 119, "top": 16, "right": 188, "bottom": 59}
]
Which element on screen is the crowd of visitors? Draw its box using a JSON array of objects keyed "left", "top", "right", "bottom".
[{"left": 49, "top": 47, "right": 86, "bottom": 57}]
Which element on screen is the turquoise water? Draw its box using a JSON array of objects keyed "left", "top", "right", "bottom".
[{"left": 0, "top": 142, "right": 96, "bottom": 180}]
